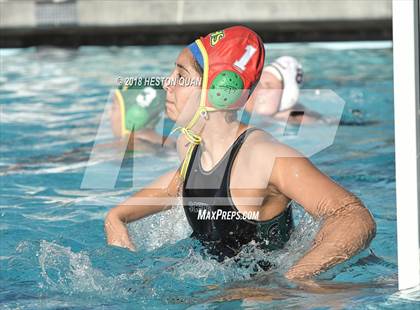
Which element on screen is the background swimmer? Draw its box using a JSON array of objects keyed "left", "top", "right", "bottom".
[
  {"left": 245, "top": 56, "right": 324, "bottom": 124},
  {"left": 110, "top": 79, "right": 176, "bottom": 150},
  {"left": 1, "top": 78, "right": 174, "bottom": 175}
]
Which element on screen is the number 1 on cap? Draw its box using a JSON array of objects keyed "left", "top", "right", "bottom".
[{"left": 234, "top": 45, "right": 257, "bottom": 71}]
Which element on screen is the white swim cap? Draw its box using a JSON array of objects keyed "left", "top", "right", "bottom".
[{"left": 262, "top": 56, "right": 303, "bottom": 111}]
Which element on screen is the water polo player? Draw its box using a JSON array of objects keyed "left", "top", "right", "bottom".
[
  {"left": 245, "top": 56, "right": 324, "bottom": 124},
  {"left": 110, "top": 79, "right": 175, "bottom": 148},
  {"left": 105, "top": 26, "right": 376, "bottom": 280},
  {"left": 1, "top": 79, "right": 173, "bottom": 174}
]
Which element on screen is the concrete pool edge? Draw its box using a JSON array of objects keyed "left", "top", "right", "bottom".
[{"left": 0, "top": 19, "right": 392, "bottom": 48}]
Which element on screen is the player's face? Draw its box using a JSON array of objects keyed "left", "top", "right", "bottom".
[
  {"left": 164, "top": 48, "right": 202, "bottom": 125},
  {"left": 246, "top": 71, "right": 283, "bottom": 115}
]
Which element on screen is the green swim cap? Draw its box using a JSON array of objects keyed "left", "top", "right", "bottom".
[
  {"left": 125, "top": 105, "right": 150, "bottom": 131},
  {"left": 116, "top": 78, "right": 165, "bottom": 134}
]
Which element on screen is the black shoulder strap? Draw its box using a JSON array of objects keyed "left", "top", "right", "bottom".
[{"left": 223, "top": 127, "right": 260, "bottom": 180}]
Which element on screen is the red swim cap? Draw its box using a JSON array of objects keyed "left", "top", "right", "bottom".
[{"left": 189, "top": 25, "right": 265, "bottom": 110}]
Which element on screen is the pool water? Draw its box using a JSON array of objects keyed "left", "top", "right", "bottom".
[{"left": 1, "top": 42, "right": 419, "bottom": 309}]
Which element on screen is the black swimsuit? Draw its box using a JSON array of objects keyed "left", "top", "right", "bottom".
[{"left": 182, "top": 128, "right": 293, "bottom": 261}]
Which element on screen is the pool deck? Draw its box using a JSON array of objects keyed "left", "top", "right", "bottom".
[{"left": 0, "top": 0, "right": 392, "bottom": 47}]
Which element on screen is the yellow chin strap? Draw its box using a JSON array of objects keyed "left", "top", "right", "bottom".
[
  {"left": 114, "top": 89, "right": 130, "bottom": 137},
  {"left": 171, "top": 39, "right": 216, "bottom": 179}
]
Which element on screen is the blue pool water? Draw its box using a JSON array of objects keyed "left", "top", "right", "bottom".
[{"left": 1, "top": 42, "right": 419, "bottom": 309}]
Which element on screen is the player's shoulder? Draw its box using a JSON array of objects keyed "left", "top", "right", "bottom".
[{"left": 243, "top": 127, "right": 302, "bottom": 161}]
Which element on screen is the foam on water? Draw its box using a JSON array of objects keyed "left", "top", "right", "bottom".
[{"left": 34, "top": 202, "right": 321, "bottom": 307}]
